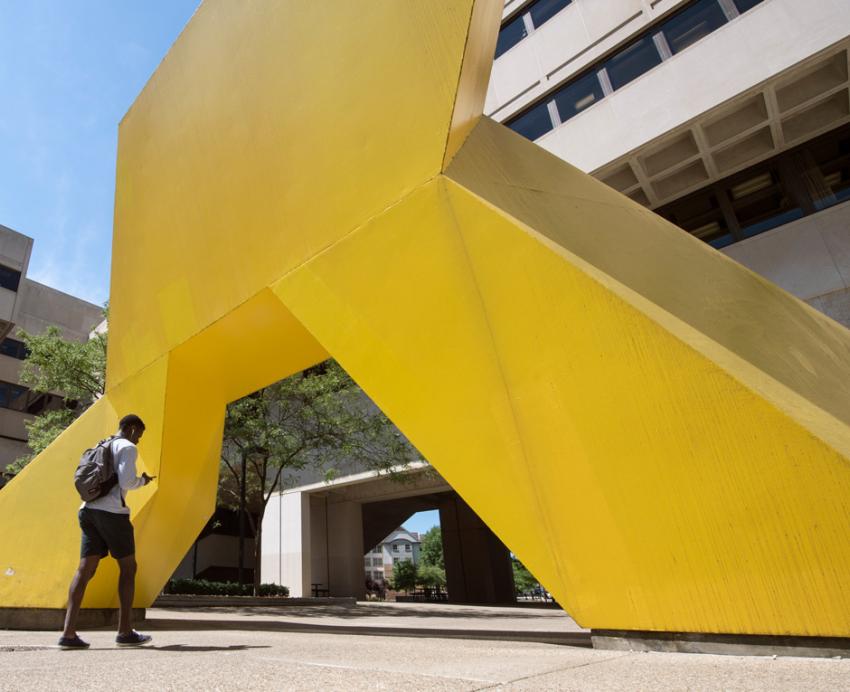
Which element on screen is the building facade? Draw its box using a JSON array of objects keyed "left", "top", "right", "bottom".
[
  {"left": 490, "top": 0, "right": 850, "bottom": 327},
  {"left": 0, "top": 224, "right": 103, "bottom": 477},
  {"left": 364, "top": 526, "right": 421, "bottom": 584}
]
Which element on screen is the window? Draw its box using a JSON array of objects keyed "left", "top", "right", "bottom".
[
  {"left": 806, "top": 131, "right": 850, "bottom": 211},
  {"left": 528, "top": 0, "right": 572, "bottom": 28},
  {"left": 0, "top": 381, "right": 28, "bottom": 410},
  {"left": 604, "top": 36, "right": 662, "bottom": 91},
  {"left": 0, "top": 265, "right": 21, "bottom": 292},
  {"left": 657, "top": 124, "right": 850, "bottom": 247},
  {"left": 507, "top": 100, "right": 554, "bottom": 140},
  {"left": 727, "top": 169, "right": 803, "bottom": 239},
  {"left": 0, "top": 338, "right": 28, "bottom": 360},
  {"left": 495, "top": 0, "right": 572, "bottom": 59},
  {"left": 405, "top": 544, "right": 412, "bottom": 552},
  {"left": 661, "top": 0, "right": 727, "bottom": 55},
  {"left": 373, "top": 557, "right": 382, "bottom": 566},
  {"left": 393, "top": 557, "right": 399, "bottom": 565},
  {"left": 663, "top": 193, "right": 733, "bottom": 249},
  {"left": 733, "top": 0, "right": 765, "bottom": 12},
  {"left": 553, "top": 71, "right": 604, "bottom": 124},
  {"left": 495, "top": 13, "right": 527, "bottom": 58},
  {"left": 392, "top": 543, "right": 399, "bottom": 552},
  {"left": 505, "top": 0, "right": 767, "bottom": 142}
]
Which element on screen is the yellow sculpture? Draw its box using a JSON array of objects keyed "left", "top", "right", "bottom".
[{"left": 2, "top": 0, "right": 850, "bottom": 638}]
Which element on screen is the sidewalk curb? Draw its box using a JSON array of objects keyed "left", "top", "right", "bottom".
[{"left": 152, "top": 595, "right": 356, "bottom": 608}]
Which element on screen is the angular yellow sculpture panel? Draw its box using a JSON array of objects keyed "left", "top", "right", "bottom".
[{"left": 2, "top": 0, "right": 850, "bottom": 639}]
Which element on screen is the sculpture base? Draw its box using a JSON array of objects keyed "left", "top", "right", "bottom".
[
  {"left": 592, "top": 629, "right": 850, "bottom": 659},
  {"left": 0, "top": 608, "right": 145, "bottom": 631}
]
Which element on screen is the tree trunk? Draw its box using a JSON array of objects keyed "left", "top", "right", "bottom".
[
  {"left": 253, "top": 517, "right": 263, "bottom": 596},
  {"left": 237, "top": 453, "right": 247, "bottom": 586}
]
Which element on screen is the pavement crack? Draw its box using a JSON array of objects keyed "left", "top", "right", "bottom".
[{"left": 470, "top": 652, "right": 636, "bottom": 690}]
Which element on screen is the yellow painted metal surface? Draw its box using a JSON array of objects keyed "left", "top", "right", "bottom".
[{"left": 2, "top": 0, "right": 850, "bottom": 636}]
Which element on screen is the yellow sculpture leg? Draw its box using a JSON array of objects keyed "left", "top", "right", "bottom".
[
  {"left": 272, "top": 172, "right": 850, "bottom": 636},
  {"left": 2, "top": 0, "right": 850, "bottom": 638}
]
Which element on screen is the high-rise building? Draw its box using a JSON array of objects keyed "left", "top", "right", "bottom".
[
  {"left": 489, "top": 0, "right": 850, "bottom": 327},
  {"left": 0, "top": 224, "right": 103, "bottom": 478}
]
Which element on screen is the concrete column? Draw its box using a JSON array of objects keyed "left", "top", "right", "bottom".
[
  {"left": 440, "top": 494, "right": 515, "bottom": 604},
  {"left": 326, "top": 499, "right": 366, "bottom": 599},
  {"left": 267, "top": 490, "right": 311, "bottom": 597},
  {"left": 260, "top": 492, "right": 282, "bottom": 584}
]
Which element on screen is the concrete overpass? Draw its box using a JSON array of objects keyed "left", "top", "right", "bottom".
[{"left": 261, "top": 465, "right": 515, "bottom": 604}]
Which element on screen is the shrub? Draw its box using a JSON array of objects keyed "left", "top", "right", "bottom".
[{"left": 164, "top": 578, "right": 289, "bottom": 597}]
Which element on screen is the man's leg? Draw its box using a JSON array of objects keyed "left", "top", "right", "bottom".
[
  {"left": 116, "top": 554, "right": 137, "bottom": 635},
  {"left": 62, "top": 555, "right": 101, "bottom": 639}
]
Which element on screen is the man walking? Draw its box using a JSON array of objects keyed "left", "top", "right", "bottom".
[{"left": 59, "top": 413, "right": 155, "bottom": 649}]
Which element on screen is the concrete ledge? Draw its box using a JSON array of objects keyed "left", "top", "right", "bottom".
[
  {"left": 592, "top": 629, "right": 850, "bottom": 659},
  {"left": 152, "top": 594, "right": 356, "bottom": 608},
  {"left": 0, "top": 608, "right": 145, "bottom": 631}
]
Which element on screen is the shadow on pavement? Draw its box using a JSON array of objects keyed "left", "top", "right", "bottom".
[{"left": 150, "top": 644, "right": 271, "bottom": 653}]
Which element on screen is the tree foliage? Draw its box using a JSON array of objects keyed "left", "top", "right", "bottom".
[
  {"left": 419, "top": 526, "right": 444, "bottom": 570},
  {"left": 417, "top": 563, "right": 446, "bottom": 590},
  {"left": 6, "top": 408, "right": 77, "bottom": 474},
  {"left": 18, "top": 325, "right": 106, "bottom": 403},
  {"left": 390, "top": 559, "right": 417, "bottom": 593},
  {"left": 7, "top": 323, "right": 106, "bottom": 473},
  {"left": 511, "top": 557, "right": 539, "bottom": 594}
]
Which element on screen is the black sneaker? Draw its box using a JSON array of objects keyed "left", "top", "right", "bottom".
[
  {"left": 58, "top": 635, "right": 90, "bottom": 650},
  {"left": 115, "top": 630, "right": 152, "bottom": 647}
]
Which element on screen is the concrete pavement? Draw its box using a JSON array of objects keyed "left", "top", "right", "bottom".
[{"left": 0, "top": 602, "right": 847, "bottom": 690}]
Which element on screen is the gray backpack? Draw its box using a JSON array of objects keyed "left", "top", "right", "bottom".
[{"left": 74, "top": 436, "right": 119, "bottom": 502}]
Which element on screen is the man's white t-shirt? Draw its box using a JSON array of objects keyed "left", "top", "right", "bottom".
[{"left": 82, "top": 437, "right": 145, "bottom": 515}]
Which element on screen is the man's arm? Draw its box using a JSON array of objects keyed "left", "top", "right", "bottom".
[{"left": 115, "top": 444, "right": 146, "bottom": 491}]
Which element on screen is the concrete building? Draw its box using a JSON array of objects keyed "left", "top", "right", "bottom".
[
  {"left": 0, "top": 223, "right": 103, "bottom": 476},
  {"left": 491, "top": 0, "right": 850, "bottom": 326},
  {"left": 364, "top": 526, "right": 421, "bottom": 584},
  {"left": 263, "top": 0, "right": 850, "bottom": 603}
]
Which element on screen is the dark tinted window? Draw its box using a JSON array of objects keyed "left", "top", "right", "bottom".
[
  {"left": 495, "top": 14, "right": 527, "bottom": 58},
  {"left": 661, "top": 193, "right": 733, "bottom": 249},
  {"left": 528, "top": 0, "right": 572, "bottom": 29},
  {"left": 604, "top": 36, "right": 662, "bottom": 91},
  {"left": 0, "top": 381, "right": 27, "bottom": 410},
  {"left": 507, "top": 100, "right": 554, "bottom": 140},
  {"left": 808, "top": 132, "right": 850, "bottom": 210},
  {"left": 733, "top": 0, "right": 765, "bottom": 12},
  {"left": 0, "top": 265, "right": 21, "bottom": 292},
  {"left": 727, "top": 170, "right": 803, "bottom": 239},
  {"left": 553, "top": 71, "right": 604, "bottom": 123},
  {"left": 662, "top": 0, "right": 727, "bottom": 55},
  {"left": 0, "top": 338, "right": 28, "bottom": 360}
]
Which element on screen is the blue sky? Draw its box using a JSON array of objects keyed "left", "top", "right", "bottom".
[
  {"left": 403, "top": 510, "right": 440, "bottom": 536},
  {"left": 0, "top": 1, "right": 200, "bottom": 306}
]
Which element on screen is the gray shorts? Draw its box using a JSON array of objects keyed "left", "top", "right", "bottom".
[{"left": 79, "top": 507, "right": 135, "bottom": 560}]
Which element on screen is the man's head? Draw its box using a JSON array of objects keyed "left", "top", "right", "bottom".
[{"left": 118, "top": 414, "right": 146, "bottom": 444}]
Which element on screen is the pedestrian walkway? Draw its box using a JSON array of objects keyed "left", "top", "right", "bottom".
[{"left": 0, "top": 602, "right": 846, "bottom": 690}]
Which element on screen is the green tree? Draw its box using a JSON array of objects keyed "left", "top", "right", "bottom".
[
  {"left": 18, "top": 325, "right": 106, "bottom": 402},
  {"left": 511, "top": 557, "right": 538, "bottom": 595},
  {"left": 219, "top": 359, "right": 418, "bottom": 593},
  {"left": 416, "top": 563, "right": 446, "bottom": 591},
  {"left": 419, "top": 526, "right": 444, "bottom": 569},
  {"left": 7, "top": 322, "right": 107, "bottom": 473},
  {"left": 390, "top": 558, "right": 417, "bottom": 593}
]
